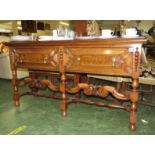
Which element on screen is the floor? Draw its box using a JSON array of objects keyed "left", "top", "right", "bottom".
[{"left": 0, "top": 79, "right": 155, "bottom": 135}]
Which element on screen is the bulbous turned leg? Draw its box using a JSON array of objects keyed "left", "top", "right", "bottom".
[
  {"left": 60, "top": 73, "right": 67, "bottom": 117},
  {"left": 130, "top": 103, "right": 137, "bottom": 131},
  {"left": 74, "top": 74, "right": 81, "bottom": 104},
  {"left": 29, "top": 72, "right": 40, "bottom": 93},
  {"left": 12, "top": 73, "right": 20, "bottom": 106},
  {"left": 130, "top": 78, "right": 138, "bottom": 131},
  {"left": 10, "top": 49, "right": 21, "bottom": 107}
]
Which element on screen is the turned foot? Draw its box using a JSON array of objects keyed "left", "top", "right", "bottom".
[
  {"left": 61, "top": 111, "right": 67, "bottom": 117},
  {"left": 130, "top": 123, "right": 136, "bottom": 131},
  {"left": 14, "top": 93, "right": 20, "bottom": 106},
  {"left": 15, "top": 101, "right": 20, "bottom": 106}
]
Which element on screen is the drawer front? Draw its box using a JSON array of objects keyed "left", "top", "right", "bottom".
[
  {"left": 13, "top": 46, "right": 135, "bottom": 76},
  {"left": 14, "top": 48, "right": 59, "bottom": 71},
  {"left": 64, "top": 47, "right": 134, "bottom": 76}
]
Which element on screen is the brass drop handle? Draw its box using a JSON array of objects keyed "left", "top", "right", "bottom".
[
  {"left": 112, "top": 57, "right": 116, "bottom": 66},
  {"left": 19, "top": 56, "right": 24, "bottom": 63},
  {"left": 77, "top": 57, "right": 81, "bottom": 64},
  {"left": 44, "top": 56, "right": 48, "bottom": 64}
]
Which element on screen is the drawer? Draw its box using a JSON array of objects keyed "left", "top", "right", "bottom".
[
  {"left": 64, "top": 47, "right": 134, "bottom": 76},
  {"left": 13, "top": 46, "right": 135, "bottom": 76},
  {"left": 14, "top": 47, "right": 59, "bottom": 71}
]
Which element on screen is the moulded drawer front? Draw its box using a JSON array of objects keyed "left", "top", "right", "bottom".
[
  {"left": 64, "top": 47, "right": 134, "bottom": 76},
  {"left": 14, "top": 48, "right": 59, "bottom": 70}
]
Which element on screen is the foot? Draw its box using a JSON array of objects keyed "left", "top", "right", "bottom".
[
  {"left": 15, "top": 101, "right": 20, "bottom": 106},
  {"left": 61, "top": 111, "right": 67, "bottom": 117},
  {"left": 130, "top": 124, "right": 136, "bottom": 131}
]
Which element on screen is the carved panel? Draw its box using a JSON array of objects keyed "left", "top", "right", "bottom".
[
  {"left": 65, "top": 47, "right": 133, "bottom": 76},
  {"left": 48, "top": 48, "right": 59, "bottom": 67},
  {"left": 63, "top": 48, "right": 74, "bottom": 69},
  {"left": 14, "top": 48, "right": 60, "bottom": 69}
]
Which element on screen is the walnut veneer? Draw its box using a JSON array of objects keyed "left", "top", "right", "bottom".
[{"left": 5, "top": 37, "right": 146, "bottom": 131}]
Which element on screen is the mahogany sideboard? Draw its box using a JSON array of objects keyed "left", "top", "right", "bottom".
[{"left": 5, "top": 37, "right": 146, "bottom": 131}]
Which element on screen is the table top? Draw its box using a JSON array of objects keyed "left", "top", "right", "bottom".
[{"left": 5, "top": 37, "right": 147, "bottom": 47}]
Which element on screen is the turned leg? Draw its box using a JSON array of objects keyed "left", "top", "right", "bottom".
[
  {"left": 9, "top": 49, "right": 20, "bottom": 106},
  {"left": 29, "top": 71, "right": 39, "bottom": 93},
  {"left": 12, "top": 75, "right": 20, "bottom": 106},
  {"left": 60, "top": 73, "right": 67, "bottom": 117},
  {"left": 130, "top": 78, "right": 139, "bottom": 131},
  {"left": 11, "top": 64, "right": 20, "bottom": 106},
  {"left": 74, "top": 74, "right": 81, "bottom": 102}
]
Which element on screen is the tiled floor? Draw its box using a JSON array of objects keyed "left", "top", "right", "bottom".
[{"left": 0, "top": 79, "right": 155, "bottom": 135}]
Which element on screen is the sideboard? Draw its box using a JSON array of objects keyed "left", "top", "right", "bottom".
[{"left": 5, "top": 37, "right": 146, "bottom": 131}]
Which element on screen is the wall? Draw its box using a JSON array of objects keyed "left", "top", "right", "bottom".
[
  {"left": 98, "top": 20, "right": 120, "bottom": 30},
  {"left": 97, "top": 20, "right": 155, "bottom": 33},
  {"left": 129, "top": 20, "right": 154, "bottom": 33},
  {"left": 0, "top": 20, "right": 70, "bottom": 36},
  {"left": 0, "top": 20, "right": 155, "bottom": 37}
]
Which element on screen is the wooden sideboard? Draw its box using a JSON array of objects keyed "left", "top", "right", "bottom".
[{"left": 5, "top": 37, "right": 146, "bottom": 131}]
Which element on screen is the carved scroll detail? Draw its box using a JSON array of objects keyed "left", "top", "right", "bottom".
[
  {"left": 17, "top": 78, "right": 32, "bottom": 87},
  {"left": 66, "top": 83, "right": 88, "bottom": 94},
  {"left": 0, "top": 43, "right": 9, "bottom": 53},
  {"left": 40, "top": 80, "right": 59, "bottom": 91},
  {"left": 66, "top": 83, "right": 129, "bottom": 101},
  {"left": 17, "top": 78, "right": 59, "bottom": 92},
  {"left": 83, "top": 85, "right": 109, "bottom": 97}
]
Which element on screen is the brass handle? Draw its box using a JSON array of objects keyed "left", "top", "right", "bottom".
[
  {"left": 77, "top": 57, "right": 81, "bottom": 64},
  {"left": 112, "top": 57, "right": 116, "bottom": 66},
  {"left": 19, "top": 56, "right": 24, "bottom": 63},
  {"left": 44, "top": 56, "right": 48, "bottom": 64}
]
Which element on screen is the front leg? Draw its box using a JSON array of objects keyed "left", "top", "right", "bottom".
[
  {"left": 130, "top": 78, "right": 139, "bottom": 131},
  {"left": 10, "top": 50, "right": 20, "bottom": 106},
  {"left": 12, "top": 73, "right": 20, "bottom": 106},
  {"left": 60, "top": 73, "right": 67, "bottom": 117}
]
